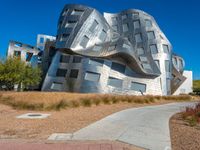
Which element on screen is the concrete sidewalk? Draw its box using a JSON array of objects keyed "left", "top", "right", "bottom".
[{"left": 72, "top": 102, "right": 195, "bottom": 150}]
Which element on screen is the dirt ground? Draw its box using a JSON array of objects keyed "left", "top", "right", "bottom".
[
  {"left": 0, "top": 100, "right": 174, "bottom": 141},
  {"left": 170, "top": 113, "right": 200, "bottom": 150}
]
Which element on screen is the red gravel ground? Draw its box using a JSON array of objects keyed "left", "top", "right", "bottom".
[{"left": 170, "top": 113, "right": 200, "bottom": 150}]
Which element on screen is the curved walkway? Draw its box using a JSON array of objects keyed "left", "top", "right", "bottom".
[{"left": 72, "top": 102, "right": 195, "bottom": 150}]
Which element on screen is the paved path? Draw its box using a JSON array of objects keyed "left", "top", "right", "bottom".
[
  {"left": 72, "top": 102, "right": 195, "bottom": 150},
  {"left": 0, "top": 141, "right": 141, "bottom": 150}
]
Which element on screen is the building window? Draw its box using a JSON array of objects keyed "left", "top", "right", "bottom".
[
  {"left": 89, "top": 20, "right": 98, "bottom": 32},
  {"left": 69, "top": 69, "right": 79, "bottom": 78},
  {"left": 163, "top": 44, "right": 169, "bottom": 53},
  {"left": 179, "top": 59, "right": 183, "bottom": 69},
  {"left": 56, "top": 68, "right": 67, "bottom": 77},
  {"left": 111, "top": 62, "right": 126, "bottom": 74},
  {"left": 93, "top": 45, "right": 102, "bottom": 51},
  {"left": 62, "top": 9, "right": 68, "bottom": 16},
  {"left": 61, "top": 34, "right": 69, "bottom": 41},
  {"left": 108, "top": 45, "right": 116, "bottom": 51},
  {"left": 147, "top": 31, "right": 155, "bottom": 39},
  {"left": 107, "top": 77, "right": 123, "bottom": 88},
  {"left": 40, "top": 37, "right": 44, "bottom": 43},
  {"left": 89, "top": 58, "right": 104, "bottom": 66},
  {"left": 112, "top": 25, "right": 118, "bottom": 31},
  {"left": 14, "top": 51, "right": 21, "bottom": 57},
  {"left": 99, "top": 29, "right": 107, "bottom": 41},
  {"left": 137, "top": 47, "right": 144, "bottom": 55},
  {"left": 112, "top": 17, "right": 117, "bottom": 24},
  {"left": 122, "top": 14, "right": 128, "bottom": 20},
  {"left": 135, "top": 33, "right": 142, "bottom": 43},
  {"left": 122, "top": 23, "right": 129, "bottom": 32},
  {"left": 14, "top": 43, "right": 22, "bottom": 47},
  {"left": 50, "top": 82, "right": 63, "bottom": 91},
  {"left": 133, "top": 20, "right": 140, "bottom": 29},
  {"left": 60, "top": 55, "right": 70, "bottom": 63},
  {"left": 80, "top": 35, "right": 89, "bottom": 48},
  {"left": 122, "top": 43, "right": 130, "bottom": 49},
  {"left": 172, "top": 57, "right": 177, "bottom": 65},
  {"left": 71, "top": 9, "right": 84, "bottom": 15},
  {"left": 65, "top": 20, "right": 77, "bottom": 28},
  {"left": 26, "top": 52, "right": 33, "bottom": 62},
  {"left": 165, "top": 60, "right": 170, "bottom": 72},
  {"left": 174, "top": 78, "right": 181, "bottom": 86},
  {"left": 133, "top": 12, "right": 139, "bottom": 17},
  {"left": 85, "top": 71, "right": 100, "bottom": 82},
  {"left": 139, "top": 56, "right": 148, "bottom": 62},
  {"left": 73, "top": 56, "right": 82, "bottom": 63},
  {"left": 154, "top": 60, "right": 160, "bottom": 69},
  {"left": 150, "top": 44, "right": 158, "bottom": 54},
  {"left": 142, "top": 63, "right": 151, "bottom": 70},
  {"left": 131, "top": 82, "right": 146, "bottom": 93},
  {"left": 145, "top": 20, "right": 152, "bottom": 27}
]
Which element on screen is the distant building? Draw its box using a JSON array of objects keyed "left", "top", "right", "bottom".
[{"left": 36, "top": 34, "right": 56, "bottom": 51}]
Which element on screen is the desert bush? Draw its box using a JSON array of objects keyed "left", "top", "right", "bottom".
[
  {"left": 70, "top": 100, "right": 80, "bottom": 108},
  {"left": 80, "top": 98, "right": 92, "bottom": 107},
  {"left": 93, "top": 98, "right": 101, "bottom": 106},
  {"left": 47, "top": 99, "right": 69, "bottom": 111}
]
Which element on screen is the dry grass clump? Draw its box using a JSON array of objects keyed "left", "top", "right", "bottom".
[
  {"left": 182, "top": 102, "right": 200, "bottom": 126},
  {"left": 0, "top": 92, "right": 192, "bottom": 111}
]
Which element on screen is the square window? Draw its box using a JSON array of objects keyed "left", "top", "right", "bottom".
[
  {"left": 145, "top": 20, "right": 152, "bottom": 27},
  {"left": 71, "top": 9, "right": 84, "bottom": 15},
  {"left": 135, "top": 33, "right": 142, "bottom": 43},
  {"left": 137, "top": 47, "right": 144, "bottom": 55},
  {"left": 131, "top": 82, "right": 146, "bottom": 93},
  {"left": 85, "top": 71, "right": 100, "bottom": 82},
  {"left": 133, "top": 20, "right": 140, "bottom": 29},
  {"left": 56, "top": 68, "right": 67, "bottom": 77},
  {"left": 80, "top": 35, "right": 89, "bottom": 48},
  {"left": 107, "top": 77, "right": 123, "bottom": 88},
  {"left": 70, "top": 69, "right": 79, "bottom": 78},
  {"left": 73, "top": 56, "right": 82, "bottom": 63},
  {"left": 150, "top": 44, "right": 158, "bottom": 54},
  {"left": 147, "top": 31, "right": 155, "bottom": 39},
  {"left": 123, "top": 23, "right": 129, "bottom": 32},
  {"left": 60, "top": 55, "right": 70, "bottom": 63},
  {"left": 89, "top": 20, "right": 98, "bottom": 32},
  {"left": 163, "top": 44, "right": 169, "bottom": 53}
]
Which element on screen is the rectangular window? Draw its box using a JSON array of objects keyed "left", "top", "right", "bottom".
[
  {"left": 93, "top": 45, "right": 102, "bottom": 51},
  {"left": 89, "top": 58, "right": 104, "bottom": 66},
  {"left": 112, "top": 17, "right": 117, "bottom": 24},
  {"left": 123, "top": 23, "right": 129, "bottom": 32},
  {"left": 69, "top": 69, "right": 79, "bottom": 78},
  {"left": 99, "top": 29, "right": 107, "bottom": 41},
  {"left": 56, "top": 68, "right": 67, "bottom": 77},
  {"left": 89, "top": 20, "right": 98, "bottom": 32},
  {"left": 73, "top": 56, "right": 82, "bottom": 63},
  {"left": 122, "top": 43, "right": 130, "bottom": 49},
  {"left": 107, "top": 77, "right": 123, "bottom": 88},
  {"left": 14, "top": 51, "right": 21, "bottom": 57},
  {"left": 62, "top": 9, "right": 68, "bottom": 16},
  {"left": 147, "top": 31, "right": 155, "bottom": 39},
  {"left": 122, "top": 14, "right": 128, "bottom": 20},
  {"left": 60, "top": 55, "right": 70, "bottom": 63},
  {"left": 137, "top": 47, "right": 144, "bottom": 55},
  {"left": 154, "top": 60, "right": 160, "bottom": 69},
  {"left": 65, "top": 20, "right": 77, "bottom": 28},
  {"left": 142, "top": 63, "right": 151, "bottom": 70},
  {"left": 14, "top": 43, "right": 22, "bottom": 47},
  {"left": 80, "top": 35, "right": 89, "bottom": 48},
  {"left": 139, "top": 56, "right": 148, "bottom": 62},
  {"left": 71, "top": 9, "right": 84, "bottom": 15},
  {"left": 108, "top": 45, "right": 116, "bottom": 51},
  {"left": 131, "top": 82, "right": 146, "bottom": 93},
  {"left": 61, "top": 34, "right": 69, "bottom": 41},
  {"left": 133, "top": 20, "right": 140, "bottom": 29},
  {"left": 165, "top": 60, "right": 170, "bottom": 72},
  {"left": 145, "top": 20, "right": 152, "bottom": 27},
  {"left": 112, "top": 25, "right": 118, "bottom": 31},
  {"left": 135, "top": 33, "right": 142, "bottom": 43},
  {"left": 50, "top": 82, "right": 63, "bottom": 91},
  {"left": 163, "top": 44, "right": 169, "bottom": 53},
  {"left": 150, "top": 44, "right": 158, "bottom": 54},
  {"left": 26, "top": 52, "right": 33, "bottom": 62},
  {"left": 40, "top": 37, "right": 44, "bottom": 43},
  {"left": 111, "top": 62, "right": 126, "bottom": 74},
  {"left": 85, "top": 71, "right": 100, "bottom": 82},
  {"left": 172, "top": 57, "right": 177, "bottom": 65}
]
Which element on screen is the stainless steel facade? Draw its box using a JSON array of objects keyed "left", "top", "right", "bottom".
[{"left": 41, "top": 4, "right": 187, "bottom": 95}]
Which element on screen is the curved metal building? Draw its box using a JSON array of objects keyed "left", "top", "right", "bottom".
[{"left": 41, "top": 4, "right": 187, "bottom": 95}]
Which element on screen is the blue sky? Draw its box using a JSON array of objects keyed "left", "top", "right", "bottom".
[{"left": 0, "top": 0, "right": 199, "bottom": 79}]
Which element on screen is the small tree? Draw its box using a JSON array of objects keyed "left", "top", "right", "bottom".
[{"left": 0, "top": 57, "right": 42, "bottom": 91}]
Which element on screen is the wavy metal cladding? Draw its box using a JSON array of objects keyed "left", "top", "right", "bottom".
[{"left": 56, "top": 4, "right": 162, "bottom": 76}]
